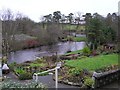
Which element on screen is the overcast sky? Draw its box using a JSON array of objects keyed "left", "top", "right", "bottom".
[{"left": 0, "top": 0, "right": 120, "bottom": 22}]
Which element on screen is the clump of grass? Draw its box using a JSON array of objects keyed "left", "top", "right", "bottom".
[
  {"left": 30, "top": 63, "right": 45, "bottom": 67},
  {"left": 73, "top": 37, "right": 87, "bottom": 42}
]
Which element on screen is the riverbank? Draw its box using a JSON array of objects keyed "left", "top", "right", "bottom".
[{"left": 8, "top": 41, "right": 85, "bottom": 64}]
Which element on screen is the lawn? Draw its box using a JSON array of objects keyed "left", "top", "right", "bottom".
[
  {"left": 66, "top": 36, "right": 87, "bottom": 42},
  {"left": 65, "top": 50, "right": 83, "bottom": 55},
  {"left": 73, "top": 37, "right": 87, "bottom": 42},
  {"left": 65, "top": 54, "right": 118, "bottom": 71},
  {"left": 62, "top": 24, "right": 85, "bottom": 31}
]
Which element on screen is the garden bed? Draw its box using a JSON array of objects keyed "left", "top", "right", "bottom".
[
  {"left": 57, "top": 53, "right": 118, "bottom": 87},
  {"left": 7, "top": 45, "right": 118, "bottom": 88},
  {"left": 8, "top": 56, "right": 57, "bottom": 80}
]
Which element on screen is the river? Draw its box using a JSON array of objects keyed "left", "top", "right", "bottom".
[{"left": 8, "top": 41, "right": 85, "bottom": 63}]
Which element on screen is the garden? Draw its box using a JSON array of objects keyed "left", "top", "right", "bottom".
[
  {"left": 2, "top": 43, "right": 118, "bottom": 89},
  {"left": 6, "top": 55, "right": 58, "bottom": 80},
  {"left": 57, "top": 45, "right": 119, "bottom": 88},
  {"left": 1, "top": 43, "right": 118, "bottom": 88},
  {"left": 1, "top": 7, "right": 119, "bottom": 89}
]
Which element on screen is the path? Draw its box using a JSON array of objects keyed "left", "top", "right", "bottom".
[
  {"left": 37, "top": 75, "right": 79, "bottom": 88},
  {"left": 3, "top": 72, "right": 79, "bottom": 88},
  {"left": 2, "top": 72, "right": 120, "bottom": 89}
]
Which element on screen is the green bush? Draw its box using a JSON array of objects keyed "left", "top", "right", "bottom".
[
  {"left": 84, "top": 76, "right": 94, "bottom": 87},
  {"left": 82, "top": 46, "right": 91, "bottom": 56},
  {"left": 69, "top": 68, "right": 82, "bottom": 76},
  {"left": 14, "top": 68, "right": 25, "bottom": 74},
  {"left": 19, "top": 72, "right": 33, "bottom": 80},
  {"left": 9, "top": 62, "right": 17, "bottom": 71}
]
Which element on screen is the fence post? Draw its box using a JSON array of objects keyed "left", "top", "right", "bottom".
[
  {"left": 55, "top": 67, "right": 58, "bottom": 88},
  {"left": 33, "top": 62, "right": 61, "bottom": 88},
  {"left": 34, "top": 74, "right": 38, "bottom": 82}
]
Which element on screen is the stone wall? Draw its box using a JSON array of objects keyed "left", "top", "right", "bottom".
[{"left": 94, "top": 69, "right": 120, "bottom": 88}]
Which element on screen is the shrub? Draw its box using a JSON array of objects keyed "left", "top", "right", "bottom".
[
  {"left": 82, "top": 46, "right": 91, "bottom": 56},
  {"left": 102, "top": 51, "right": 109, "bottom": 55},
  {"left": 14, "top": 68, "right": 25, "bottom": 74},
  {"left": 35, "top": 58, "right": 44, "bottom": 63},
  {"left": 9, "top": 62, "right": 17, "bottom": 71},
  {"left": 51, "top": 55, "right": 57, "bottom": 62},
  {"left": 91, "top": 50, "right": 100, "bottom": 56},
  {"left": 113, "top": 50, "right": 119, "bottom": 53},
  {"left": 2, "top": 56, "right": 7, "bottom": 64},
  {"left": 84, "top": 76, "right": 94, "bottom": 87},
  {"left": 69, "top": 68, "right": 82, "bottom": 76},
  {"left": 97, "top": 46, "right": 104, "bottom": 53},
  {"left": 19, "top": 72, "right": 32, "bottom": 80}
]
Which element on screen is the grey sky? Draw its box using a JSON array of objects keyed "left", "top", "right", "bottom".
[{"left": 0, "top": 0, "right": 119, "bottom": 22}]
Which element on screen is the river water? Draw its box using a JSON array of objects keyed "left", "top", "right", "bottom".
[{"left": 8, "top": 41, "right": 85, "bottom": 63}]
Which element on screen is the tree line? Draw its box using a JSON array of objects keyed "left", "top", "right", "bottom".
[
  {"left": 84, "top": 13, "right": 118, "bottom": 50},
  {"left": 0, "top": 9, "right": 119, "bottom": 58}
]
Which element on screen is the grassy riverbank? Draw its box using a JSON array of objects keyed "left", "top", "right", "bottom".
[
  {"left": 66, "top": 36, "right": 87, "bottom": 42},
  {"left": 73, "top": 37, "right": 87, "bottom": 42},
  {"left": 65, "top": 50, "right": 83, "bottom": 55}
]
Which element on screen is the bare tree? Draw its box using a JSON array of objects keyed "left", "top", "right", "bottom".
[
  {"left": 0, "top": 20, "right": 2, "bottom": 54},
  {"left": 0, "top": 9, "right": 22, "bottom": 61},
  {"left": 74, "top": 12, "right": 82, "bottom": 36}
]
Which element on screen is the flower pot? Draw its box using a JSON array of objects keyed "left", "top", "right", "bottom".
[{"left": 2, "top": 69, "right": 10, "bottom": 74}]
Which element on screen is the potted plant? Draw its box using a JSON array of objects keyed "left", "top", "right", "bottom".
[{"left": 2, "top": 63, "right": 10, "bottom": 74}]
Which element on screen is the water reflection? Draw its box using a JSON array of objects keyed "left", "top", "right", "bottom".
[{"left": 8, "top": 41, "right": 85, "bottom": 63}]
